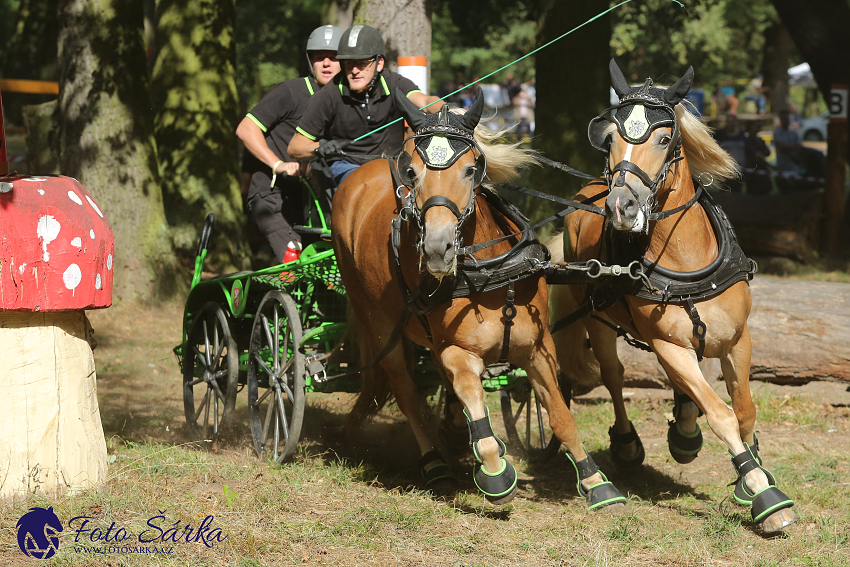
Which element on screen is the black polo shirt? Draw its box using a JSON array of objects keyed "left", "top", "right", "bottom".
[
  {"left": 296, "top": 69, "right": 421, "bottom": 165},
  {"left": 244, "top": 76, "right": 320, "bottom": 194}
]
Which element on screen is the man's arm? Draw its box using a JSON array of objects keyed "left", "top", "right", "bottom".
[
  {"left": 236, "top": 116, "right": 299, "bottom": 175},
  {"left": 407, "top": 91, "right": 444, "bottom": 114},
  {"left": 288, "top": 130, "right": 320, "bottom": 161}
]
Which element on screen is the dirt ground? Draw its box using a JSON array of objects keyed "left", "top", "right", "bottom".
[{"left": 86, "top": 297, "right": 850, "bottom": 492}]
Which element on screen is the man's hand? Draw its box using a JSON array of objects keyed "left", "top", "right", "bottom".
[
  {"left": 315, "top": 139, "right": 346, "bottom": 160},
  {"left": 273, "top": 160, "right": 301, "bottom": 176}
]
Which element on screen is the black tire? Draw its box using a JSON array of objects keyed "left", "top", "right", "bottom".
[
  {"left": 183, "top": 302, "right": 240, "bottom": 440},
  {"left": 802, "top": 129, "right": 823, "bottom": 142},
  {"left": 247, "top": 290, "right": 306, "bottom": 463},
  {"left": 500, "top": 377, "right": 563, "bottom": 461}
]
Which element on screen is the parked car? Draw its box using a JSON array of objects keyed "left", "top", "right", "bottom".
[{"left": 799, "top": 111, "right": 828, "bottom": 141}]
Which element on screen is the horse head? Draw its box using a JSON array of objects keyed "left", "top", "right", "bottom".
[
  {"left": 589, "top": 59, "right": 693, "bottom": 232},
  {"left": 394, "top": 88, "right": 486, "bottom": 276}
]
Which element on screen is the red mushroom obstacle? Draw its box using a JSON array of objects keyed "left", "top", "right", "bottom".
[{"left": 1, "top": 135, "right": 114, "bottom": 498}]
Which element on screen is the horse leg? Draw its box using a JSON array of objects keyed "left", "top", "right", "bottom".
[
  {"left": 439, "top": 345, "right": 517, "bottom": 504},
  {"left": 720, "top": 325, "right": 797, "bottom": 532},
  {"left": 379, "top": 345, "right": 456, "bottom": 490},
  {"left": 585, "top": 317, "right": 645, "bottom": 470},
  {"left": 525, "top": 332, "right": 626, "bottom": 511},
  {"left": 653, "top": 340, "right": 795, "bottom": 532},
  {"left": 667, "top": 383, "right": 703, "bottom": 464},
  {"left": 431, "top": 352, "right": 468, "bottom": 453}
]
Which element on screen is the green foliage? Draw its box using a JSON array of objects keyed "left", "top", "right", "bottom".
[
  {"left": 234, "top": 0, "right": 323, "bottom": 109},
  {"left": 431, "top": 0, "right": 536, "bottom": 90},
  {"left": 611, "top": 0, "right": 780, "bottom": 86},
  {"left": 0, "top": 0, "right": 21, "bottom": 69}
]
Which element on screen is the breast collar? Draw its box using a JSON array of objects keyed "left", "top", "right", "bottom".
[{"left": 601, "top": 187, "right": 757, "bottom": 305}]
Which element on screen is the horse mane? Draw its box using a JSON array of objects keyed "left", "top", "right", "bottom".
[
  {"left": 603, "top": 97, "right": 740, "bottom": 183},
  {"left": 451, "top": 107, "right": 541, "bottom": 184}
]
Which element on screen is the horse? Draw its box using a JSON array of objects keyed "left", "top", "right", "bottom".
[
  {"left": 331, "top": 88, "right": 626, "bottom": 510},
  {"left": 547, "top": 59, "right": 796, "bottom": 533}
]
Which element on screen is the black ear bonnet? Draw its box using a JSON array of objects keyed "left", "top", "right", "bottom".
[
  {"left": 394, "top": 88, "right": 487, "bottom": 188},
  {"left": 589, "top": 59, "right": 694, "bottom": 152}
]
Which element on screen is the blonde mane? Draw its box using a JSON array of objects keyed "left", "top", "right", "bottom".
[{"left": 604, "top": 97, "right": 740, "bottom": 183}]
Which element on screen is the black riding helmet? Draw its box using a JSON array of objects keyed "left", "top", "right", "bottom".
[{"left": 336, "top": 25, "right": 385, "bottom": 61}]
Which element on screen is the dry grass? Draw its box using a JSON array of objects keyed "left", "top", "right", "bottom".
[{"left": 3, "top": 302, "right": 850, "bottom": 566}]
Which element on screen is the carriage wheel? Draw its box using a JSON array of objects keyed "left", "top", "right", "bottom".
[
  {"left": 500, "top": 377, "right": 564, "bottom": 460},
  {"left": 183, "top": 302, "right": 240, "bottom": 440},
  {"left": 247, "top": 290, "right": 306, "bottom": 463}
]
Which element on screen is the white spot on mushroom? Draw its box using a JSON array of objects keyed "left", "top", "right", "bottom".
[
  {"left": 22, "top": 177, "right": 48, "bottom": 182},
  {"left": 89, "top": 229, "right": 95, "bottom": 239},
  {"left": 19, "top": 263, "right": 27, "bottom": 274},
  {"left": 85, "top": 195, "right": 104, "bottom": 218},
  {"left": 71, "top": 237, "right": 82, "bottom": 248},
  {"left": 63, "top": 263, "right": 82, "bottom": 294},
  {"left": 68, "top": 191, "right": 83, "bottom": 205},
  {"left": 107, "top": 254, "right": 113, "bottom": 270},
  {"left": 38, "top": 189, "right": 45, "bottom": 195},
  {"left": 37, "top": 215, "right": 61, "bottom": 263},
  {"left": 95, "top": 273, "right": 102, "bottom": 290}
]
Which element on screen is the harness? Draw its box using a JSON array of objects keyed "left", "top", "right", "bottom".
[
  {"left": 549, "top": 77, "right": 757, "bottom": 361},
  {"left": 388, "top": 104, "right": 548, "bottom": 363}
]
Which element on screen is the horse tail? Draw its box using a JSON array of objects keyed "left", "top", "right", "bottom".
[
  {"left": 345, "top": 301, "right": 395, "bottom": 425},
  {"left": 546, "top": 232, "right": 601, "bottom": 390}
]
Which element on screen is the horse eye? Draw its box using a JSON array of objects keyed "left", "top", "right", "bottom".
[
  {"left": 465, "top": 166, "right": 476, "bottom": 177},
  {"left": 406, "top": 167, "right": 416, "bottom": 178},
  {"left": 659, "top": 135, "right": 672, "bottom": 146}
]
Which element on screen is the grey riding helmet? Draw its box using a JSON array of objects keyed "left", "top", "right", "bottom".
[
  {"left": 336, "top": 25, "right": 385, "bottom": 61},
  {"left": 305, "top": 25, "right": 343, "bottom": 63}
]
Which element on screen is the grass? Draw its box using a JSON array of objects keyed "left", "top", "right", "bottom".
[{"left": 4, "top": 399, "right": 849, "bottom": 567}]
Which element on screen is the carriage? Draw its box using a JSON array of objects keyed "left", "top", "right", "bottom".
[{"left": 173, "top": 180, "right": 555, "bottom": 464}]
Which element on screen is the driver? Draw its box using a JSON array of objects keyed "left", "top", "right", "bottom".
[
  {"left": 288, "top": 24, "right": 444, "bottom": 186},
  {"left": 236, "top": 25, "right": 343, "bottom": 263}
]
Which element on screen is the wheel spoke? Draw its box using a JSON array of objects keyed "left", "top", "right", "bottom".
[
  {"left": 261, "top": 392, "right": 276, "bottom": 450},
  {"left": 252, "top": 351, "right": 275, "bottom": 379},
  {"left": 261, "top": 314, "right": 275, "bottom": 357},
  {"left": 210, "top": 377, "right": 227, "bottom": 402},
  {"left": 252, "top": 385, "right": 273, "bottom": 408},
  {"left": 202, "top": 387, "right": 212, "bottom": 438},
  {"left": 513, "top": 397, "right": 527, "bottom": 424},
  {"left": 202, "top": 320, "right": 212, "bottom": 369},
  {"left": 188, "top": 377, "right": 204, "bottom": 387},
  {"left": 273, "top": 305, "right": 280, "bottom": 371},
  {"left": 525, "top": 396, "right": 531, "bottom": 450},
  {"left": 213, "top": 391, "right": 219, "bottom": 435},
  {"left": 193, "top": 385, "right": 210, "bottom": 422},
  {"left": 273, "top": 355, "right": 295, "bottom": 382},
  {"left": 276, "top": 388, "right": 290, "bottom": 442},
  {"left": 273, "top": 411, "right": 281, "bottom": 461},
  {"left": 213, "top": 321, "right": 226, "bottom": 365}
]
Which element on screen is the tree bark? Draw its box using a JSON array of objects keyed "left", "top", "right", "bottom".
[
  {"left": 352, "top": 0, "right": 432, "bottom": 76},
  {"left": 529, "top": 0, "right": 611, "bottom": 210},
  {"left": 761, "top": 22, "right": 793, "bottom": 113},
  {"left": 151, "top": 0, "right": 249, "bottom": 271},
  {"left": 57, "top": 0, "right": 177, "bottom": 301}
]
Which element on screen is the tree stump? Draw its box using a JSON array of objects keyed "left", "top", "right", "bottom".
[{"left": 0, "top": 175, "right": 113, "bottom": 502}]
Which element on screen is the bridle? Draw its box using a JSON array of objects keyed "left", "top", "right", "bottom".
[
  {"left": 587, "top": 78, "right": 693, "bottom": 232},
  {"left": 395, "top": 105, "right": 488, "bottom": 257}
]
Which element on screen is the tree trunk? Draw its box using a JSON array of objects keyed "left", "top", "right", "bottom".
[
  {"left": 772, "top": 0, "right": 850, "bottom": 254},
  {"left": 57, "top": 0, "right": 177, "bottom": 301},
  {"left": 151, "top": 0, "right": 248, "bottom": 271},
  {"left": 352, "top": 0, "right": 432, "bottom": 77},
  {"left": 529, "top": 0, "right": 611, "bottom": 210},
  {"left": 1, "top": 0, "right": 60, "bottom": 125},
  {"left": 761, "top": 22, "right": 793, "bottom": 113}
]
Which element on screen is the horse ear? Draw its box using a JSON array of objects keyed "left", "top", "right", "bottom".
[
  {"left": 664, "top": 66, "right": 694, "bottom": 106},
  {"left": 609, "top": 59, "right": 631, "bottom": 98},
  {"left": 461, "top": 87, "right": 485, "bottom": 131},
  {"left": 394, "top": 88, "right": 428, "bottom": 131}
]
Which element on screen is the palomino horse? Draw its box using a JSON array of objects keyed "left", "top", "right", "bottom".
[
  {"left": 332, "top": 88, "right": 625, "bottom": 509},
  {"left": 548, "top": 60, "right": 796, "bottom": 532}
]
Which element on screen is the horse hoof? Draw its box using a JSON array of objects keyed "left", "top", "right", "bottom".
[
  {"left": 667, "top": 421, "right": 702, "bottom": 464},
  {"left": 608, "top": 422, "right": 645, "bottom": 471},
  {"left": 485, "top": 487, "right": 517, "bottom": 506},
  {"left": 584, "top": 481, "right": 627, "bottom": 511},
  {"left": 419, "top": 450, "right": 457, "bottom": 490},
  {"left": 474, "top": 458, "right": 517, "bottom": 503},
  {"left": 759, "top": 507, "right": 797, "bottom": 534}
]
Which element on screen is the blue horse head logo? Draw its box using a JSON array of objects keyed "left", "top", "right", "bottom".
[{"left": 16, "top": 507, "right": 64, "bottom": 559}]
